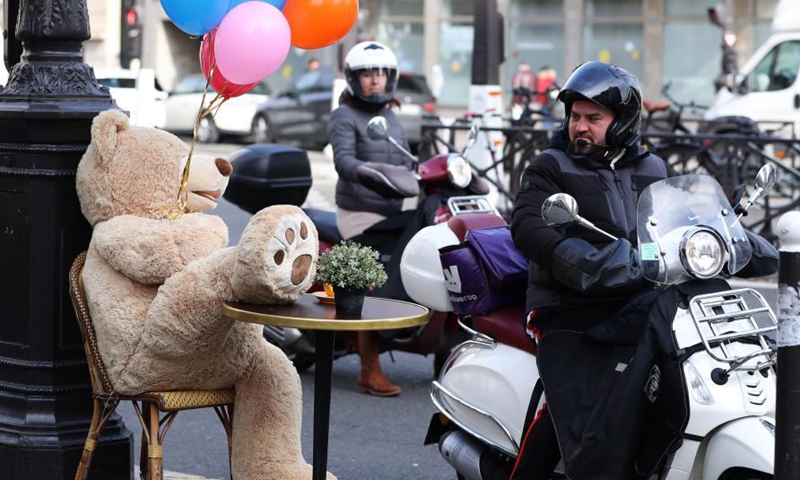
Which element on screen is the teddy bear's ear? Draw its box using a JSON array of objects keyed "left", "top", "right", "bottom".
[{"left": 90, "top": 110, "right": 130, "bottom": 163}]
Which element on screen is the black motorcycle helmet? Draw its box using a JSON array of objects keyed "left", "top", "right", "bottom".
[{"left": 557, "top": 61, "right": 643, "bottom": 150}]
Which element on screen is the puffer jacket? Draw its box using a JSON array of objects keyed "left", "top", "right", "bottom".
[
  {"left": 329, "top": 100, "right": 413, "bottom": 216},
  {"left": 510, "top": 133, "right": 669, "bottom": 317}
]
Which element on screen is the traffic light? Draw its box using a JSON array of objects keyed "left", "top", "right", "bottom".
[{"left": 120, "top": 0, "right": 142, "bottom": 68}]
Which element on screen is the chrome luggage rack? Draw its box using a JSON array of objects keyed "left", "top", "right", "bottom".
[
  {"left": 688, "top": 288, "right": 777, "bottom": 371},
  {"left": 447, "top": 195, "right": 499, "bottom": 216}
]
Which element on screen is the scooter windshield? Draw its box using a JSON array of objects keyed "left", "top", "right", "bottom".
[{"left": 637, "top": 174, "right": 752, "bottom": 285}]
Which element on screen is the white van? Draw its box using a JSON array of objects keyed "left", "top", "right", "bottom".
[
  {"left": 94, "top": 67, "right": 167, "bottom": 128},
  {"left": 704, "top": 0, "right": 800, "bottom": 133}
]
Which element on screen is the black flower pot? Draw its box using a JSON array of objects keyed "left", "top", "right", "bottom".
[{"left": 333, "top": 286, "right": 366, "bottom": 316}]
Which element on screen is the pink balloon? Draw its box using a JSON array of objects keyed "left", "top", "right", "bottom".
[
  {"left": 200, "top": 29, "right": 257, "bottom": 99},
  {"left": 214, "top": 2, "right": 291, "bottom": 85}
]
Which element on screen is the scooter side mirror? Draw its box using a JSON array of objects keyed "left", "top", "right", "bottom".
[
  {"left": 367, "top": 116, "right": 389, "bottom": 141},
  {"left": 367, "top": 115, "right": 418, "bottom": 168},
  {"left": 737, "top": 163, "right": 776, "bottom": 219},
  {"left": 754, "top": 163, "right": 777, "bottom": 197},
  {"left": 461, "top": 125, "right": 479, "bottom": 159},
  {"left": 541, "top": 193, "right": 579, "bottom": 227},
  {"left": 542, "top": 193, "right": 619, "bottom": 241}
]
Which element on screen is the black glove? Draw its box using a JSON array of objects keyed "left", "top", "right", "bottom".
[
  {"left": 551, "top": 237, "right": 644, "bottom": 296},
  {"left": 734, "top": 230, "right": 779, "bottom": 278},
  {"left": 356, "top": 162, "right": 419, "bottom": 199}
]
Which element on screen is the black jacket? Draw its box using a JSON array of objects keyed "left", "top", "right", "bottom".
[
  {"left": 511, "top": 133, "right": 669, "bottom": 318},
  {"left": 329, "top": 100, "right": 413, "bottom": 216}
]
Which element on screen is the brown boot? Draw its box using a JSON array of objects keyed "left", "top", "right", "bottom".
[{"left": 357, "top": 331, "right": 401, "bottom": 397}]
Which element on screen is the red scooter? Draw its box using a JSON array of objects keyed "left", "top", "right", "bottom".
[{"left": 225, "top": 118, "right": 499, "bottom": 371}]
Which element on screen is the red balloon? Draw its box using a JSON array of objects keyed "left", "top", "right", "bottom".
[
  {"left": 199, "top": 28, "right": 257, "bottom": 99},
  {"left": 283, "top": 0, "right": 358, "bottom": 50}
]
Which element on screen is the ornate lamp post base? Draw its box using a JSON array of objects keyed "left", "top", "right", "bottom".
[{"left": 0, "top": 1, "right": 133, "bottom": 479}]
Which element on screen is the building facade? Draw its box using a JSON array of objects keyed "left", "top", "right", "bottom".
[
  {"left": 368, "top": 0, "right": 779, "bottom": 107},
  {"left": 72, "top": 0, "right": 780, "bottom": 108}
]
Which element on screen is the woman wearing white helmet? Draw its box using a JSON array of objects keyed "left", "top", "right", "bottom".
[{"left": 328, "top": 41, "right": 412, "bottom": 397}]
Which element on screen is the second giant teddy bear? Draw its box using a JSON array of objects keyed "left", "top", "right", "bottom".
[{"left": 76, "top": 110, "right": 333, "bottom": 480}]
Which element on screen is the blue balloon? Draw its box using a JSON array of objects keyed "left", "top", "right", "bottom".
[
  {"left": 161, "top": 0, "right": 232, "bottom": 36},
  {"left": 228, "top": 0, "right": 286, "bottom": 12}
]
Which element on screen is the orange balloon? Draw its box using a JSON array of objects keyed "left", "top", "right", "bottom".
[{"left": 283, "top": 0, "right": 358, "bottom": 49}]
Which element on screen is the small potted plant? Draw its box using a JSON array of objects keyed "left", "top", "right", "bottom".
[{"left": 315, "top": 240, "right": 388, "bottom": 316}]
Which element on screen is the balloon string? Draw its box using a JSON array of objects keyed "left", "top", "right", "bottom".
[{"left": 163, "top": 65, "right": 228, "bottom": 219}]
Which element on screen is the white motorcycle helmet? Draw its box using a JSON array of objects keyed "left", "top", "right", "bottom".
[{"left": 344, "top": 41, "right": 399, "bottom": 105}]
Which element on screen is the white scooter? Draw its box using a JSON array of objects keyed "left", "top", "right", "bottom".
[{"left": 409, "top": 165, "right": 779, "bottom": 480}]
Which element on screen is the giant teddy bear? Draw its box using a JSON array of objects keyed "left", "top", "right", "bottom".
[{"left": 76, "top": 110, "right": 333, "bottom": 480}]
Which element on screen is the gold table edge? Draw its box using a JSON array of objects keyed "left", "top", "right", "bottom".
[{"left": 222, "top": 298, "right": 430, "bottom": 331}]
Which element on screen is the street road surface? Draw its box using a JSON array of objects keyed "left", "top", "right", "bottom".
[{"left": 114, "top": 140, "right": 779, "bottom": 480}]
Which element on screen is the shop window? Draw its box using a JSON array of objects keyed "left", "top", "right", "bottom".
[
  {"left": 662, "top": 21, "right": 720, "bottom": 105},
  {"left": 506, "top": 21, "right": 564, "bottom": 112},
  {"left": 379, "top": 0, "right": 424, "bottom": 17},
  {"left": 510, "top": 0, "right": 562, "bottom": 16},
  {"left": 438, "top": 21, "right": 474, "bottom": 106},
  {"left": 445, "top": 0, "right": 474, "bottom": 17},
  {"left": 581, "top": 23, "right": 643, "bottom": 79},
  {"left": 584, "top": 0, "right": 641, "bottom": 16},
  {"left": 665, "top": 0, "right": 717, "bottom": 16},
  {"left": 377, "top": 22, "right": 425, "bottom": 73}
]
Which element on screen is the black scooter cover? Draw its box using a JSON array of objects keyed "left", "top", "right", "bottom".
[{"left": 536, "top": 280, "right": 729, "bottom": 480}]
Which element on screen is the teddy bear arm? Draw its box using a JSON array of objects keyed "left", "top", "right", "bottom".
[{"left": 92, "top": 214, "right": 228, "bottom": 284}]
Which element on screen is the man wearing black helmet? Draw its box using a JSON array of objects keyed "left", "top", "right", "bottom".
[{"left": 508, "top": 61, "right": 669, "bottom": 480}]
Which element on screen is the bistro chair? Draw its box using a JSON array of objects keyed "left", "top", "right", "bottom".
[{"left": 69, "top": 251, "right": 235, "bottom": 480}]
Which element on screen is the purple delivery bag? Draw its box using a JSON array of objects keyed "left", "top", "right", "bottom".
[
  {"left": 466, "top": 226, "right": 528, "bottom": 293},
  {"left": 438, "top": 226, "right": 527, "bottom": 316}
]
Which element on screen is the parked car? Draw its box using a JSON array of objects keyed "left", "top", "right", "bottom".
[
  {"left": 253, "top": 68, "right": 437, "bottom": 151},
  {"left": 162, "top": 73, "right": 272, "bottom": 143},
  {"left": 94, "top": 68, "right": 167, "bottom": 128},
  {"left": 252, "top": 68, "right": 335, "bottom": 150}
]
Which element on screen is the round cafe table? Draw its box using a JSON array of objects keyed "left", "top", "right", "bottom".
[{"left": 223, "top": 294, "right": 429, "bottom": 480}]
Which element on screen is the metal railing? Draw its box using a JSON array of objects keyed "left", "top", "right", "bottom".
[{"left": 419, "top": 119, "right": 800, "bottom": 242}]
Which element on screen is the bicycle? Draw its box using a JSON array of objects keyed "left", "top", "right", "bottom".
[{"left": 640, "top": 81, "right": 721, "bottom": 178}]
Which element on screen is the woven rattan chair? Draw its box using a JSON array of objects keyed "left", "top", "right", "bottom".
[{"left": 69, "top": 252, "right": 235, "bottom": 480}]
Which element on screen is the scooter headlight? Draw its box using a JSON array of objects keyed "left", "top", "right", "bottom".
[
  {"left": 679, "top": 227, "right": 726, "bottom": 279},
  {"left": 446, "top": 154, "right": 472, "bottom": 188}
]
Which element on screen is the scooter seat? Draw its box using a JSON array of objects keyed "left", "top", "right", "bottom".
[
  {"left": 642, "top": 99, "right": 671, "bottom": 113},
  {"left": 471, "top": 305, "right": 536, "bottom": 355},
  {"left": 447, "top": 213, "right": 507, "bottom": 241},
  {"left": 304, "top": 208, "right": 342, "bottom": 244}
]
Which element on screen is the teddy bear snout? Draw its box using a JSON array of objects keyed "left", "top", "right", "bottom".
[
  {"left": 215, "top": 158, "right": 233, "bottom": 177},
  {"left": 291, "top": 254, "right": 313, "bottom": 285}
]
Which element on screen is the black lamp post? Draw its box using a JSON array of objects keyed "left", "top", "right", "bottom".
[{"left": 0, "top": 1, "right": 132, "bottom": 479}]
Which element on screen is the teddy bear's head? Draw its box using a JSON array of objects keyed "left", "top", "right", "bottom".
[
  {"left": 76, "top": 110, "right": 233, "bottom": 226},
  {"left": 231, "top": 205, "right": 319, "bottom": 303}
]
